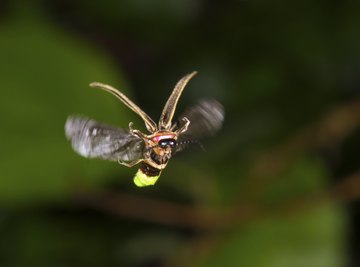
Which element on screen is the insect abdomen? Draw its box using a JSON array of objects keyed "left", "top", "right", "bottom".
[{"left": 133, "top": 162, "right": 162, "bottom": 187}]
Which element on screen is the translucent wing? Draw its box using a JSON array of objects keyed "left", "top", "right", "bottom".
[
  {"left": 65, "top": 116, "right": 145, "bottom": 162},
  {"left": 175, "top": 99, "right": 224, "bottom": 151}
]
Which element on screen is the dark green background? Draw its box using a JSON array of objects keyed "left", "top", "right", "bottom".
[{"left": 1, "top": 1, "right": 360, "bottom": 266}]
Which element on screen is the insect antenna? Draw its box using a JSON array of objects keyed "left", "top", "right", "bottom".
[
  {"left": 90, "top": 82, "right": 158, "bottom": 133},
  {"left": 178, "top": 139, "right": 205, "bottom": 151}
]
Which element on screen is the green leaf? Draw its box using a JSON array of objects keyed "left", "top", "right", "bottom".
[
  {"left": 201, "top": 205, "right": 345, "bottom": 267},
  {"left": 0, "top": 7, "right": 136, "bottom": 205}
]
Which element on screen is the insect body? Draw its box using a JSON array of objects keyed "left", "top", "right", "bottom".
[{"left": 65, "top": 72, "right": 224, "bottom": 187}]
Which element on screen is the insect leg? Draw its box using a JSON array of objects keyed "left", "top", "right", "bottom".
[
  {"left": 129, "top": 122, "right": 147, "bottom": 139},
  {"left": 174, "top": 117, "right": 190, "bottom": 134}
]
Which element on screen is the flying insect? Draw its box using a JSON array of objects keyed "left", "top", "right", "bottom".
[{"left": 65, "top": 71, "right": 224, "bottom": 187}]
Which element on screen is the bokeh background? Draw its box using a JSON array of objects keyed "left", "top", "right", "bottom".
[{"left": 1, "top": 1, "right": 360, "bottom": 266}]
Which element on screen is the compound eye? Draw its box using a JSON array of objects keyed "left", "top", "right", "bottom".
[
  {"left": 159, "top": 140, "right": 168, "bottom": 148},
  {"left": 169, "top": 140, "right": 177, "bottom": 148}
]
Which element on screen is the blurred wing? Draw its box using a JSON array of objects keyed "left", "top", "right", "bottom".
[
  {"left": 175, "top": 99, "right": 224, "bottom": 151},
  {"left": 65, "top": 116, "right": 145, "bottom": 162}
]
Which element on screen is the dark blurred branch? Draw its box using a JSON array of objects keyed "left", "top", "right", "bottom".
[
  {"left": 73, "top": 170, "right": 360, "bottom": 267},
  {"left": 163, "top": 172, "right": 360, "bottom": 267},
  {"left": 75, "top": 169, "right": 360, "bottom": 231},
  {"left": 330, "top": 171, "right": 360, "bottom": 202},
  {"left": 75, "top": 190, "right": 232, "bottom": 230},
  {"left": 239, "top": 98, "right": 360, "bottom": 201}
]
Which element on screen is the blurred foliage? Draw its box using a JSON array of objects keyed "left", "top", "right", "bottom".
[
  {"left": 1, "top": 0, "right": 360, "bottom": 266},
  {"left": 204, "top": 206, "right": 345, "bottom": 267},
  {"left": 0, "top": 2, "right": 136, "bottom": 205}
]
